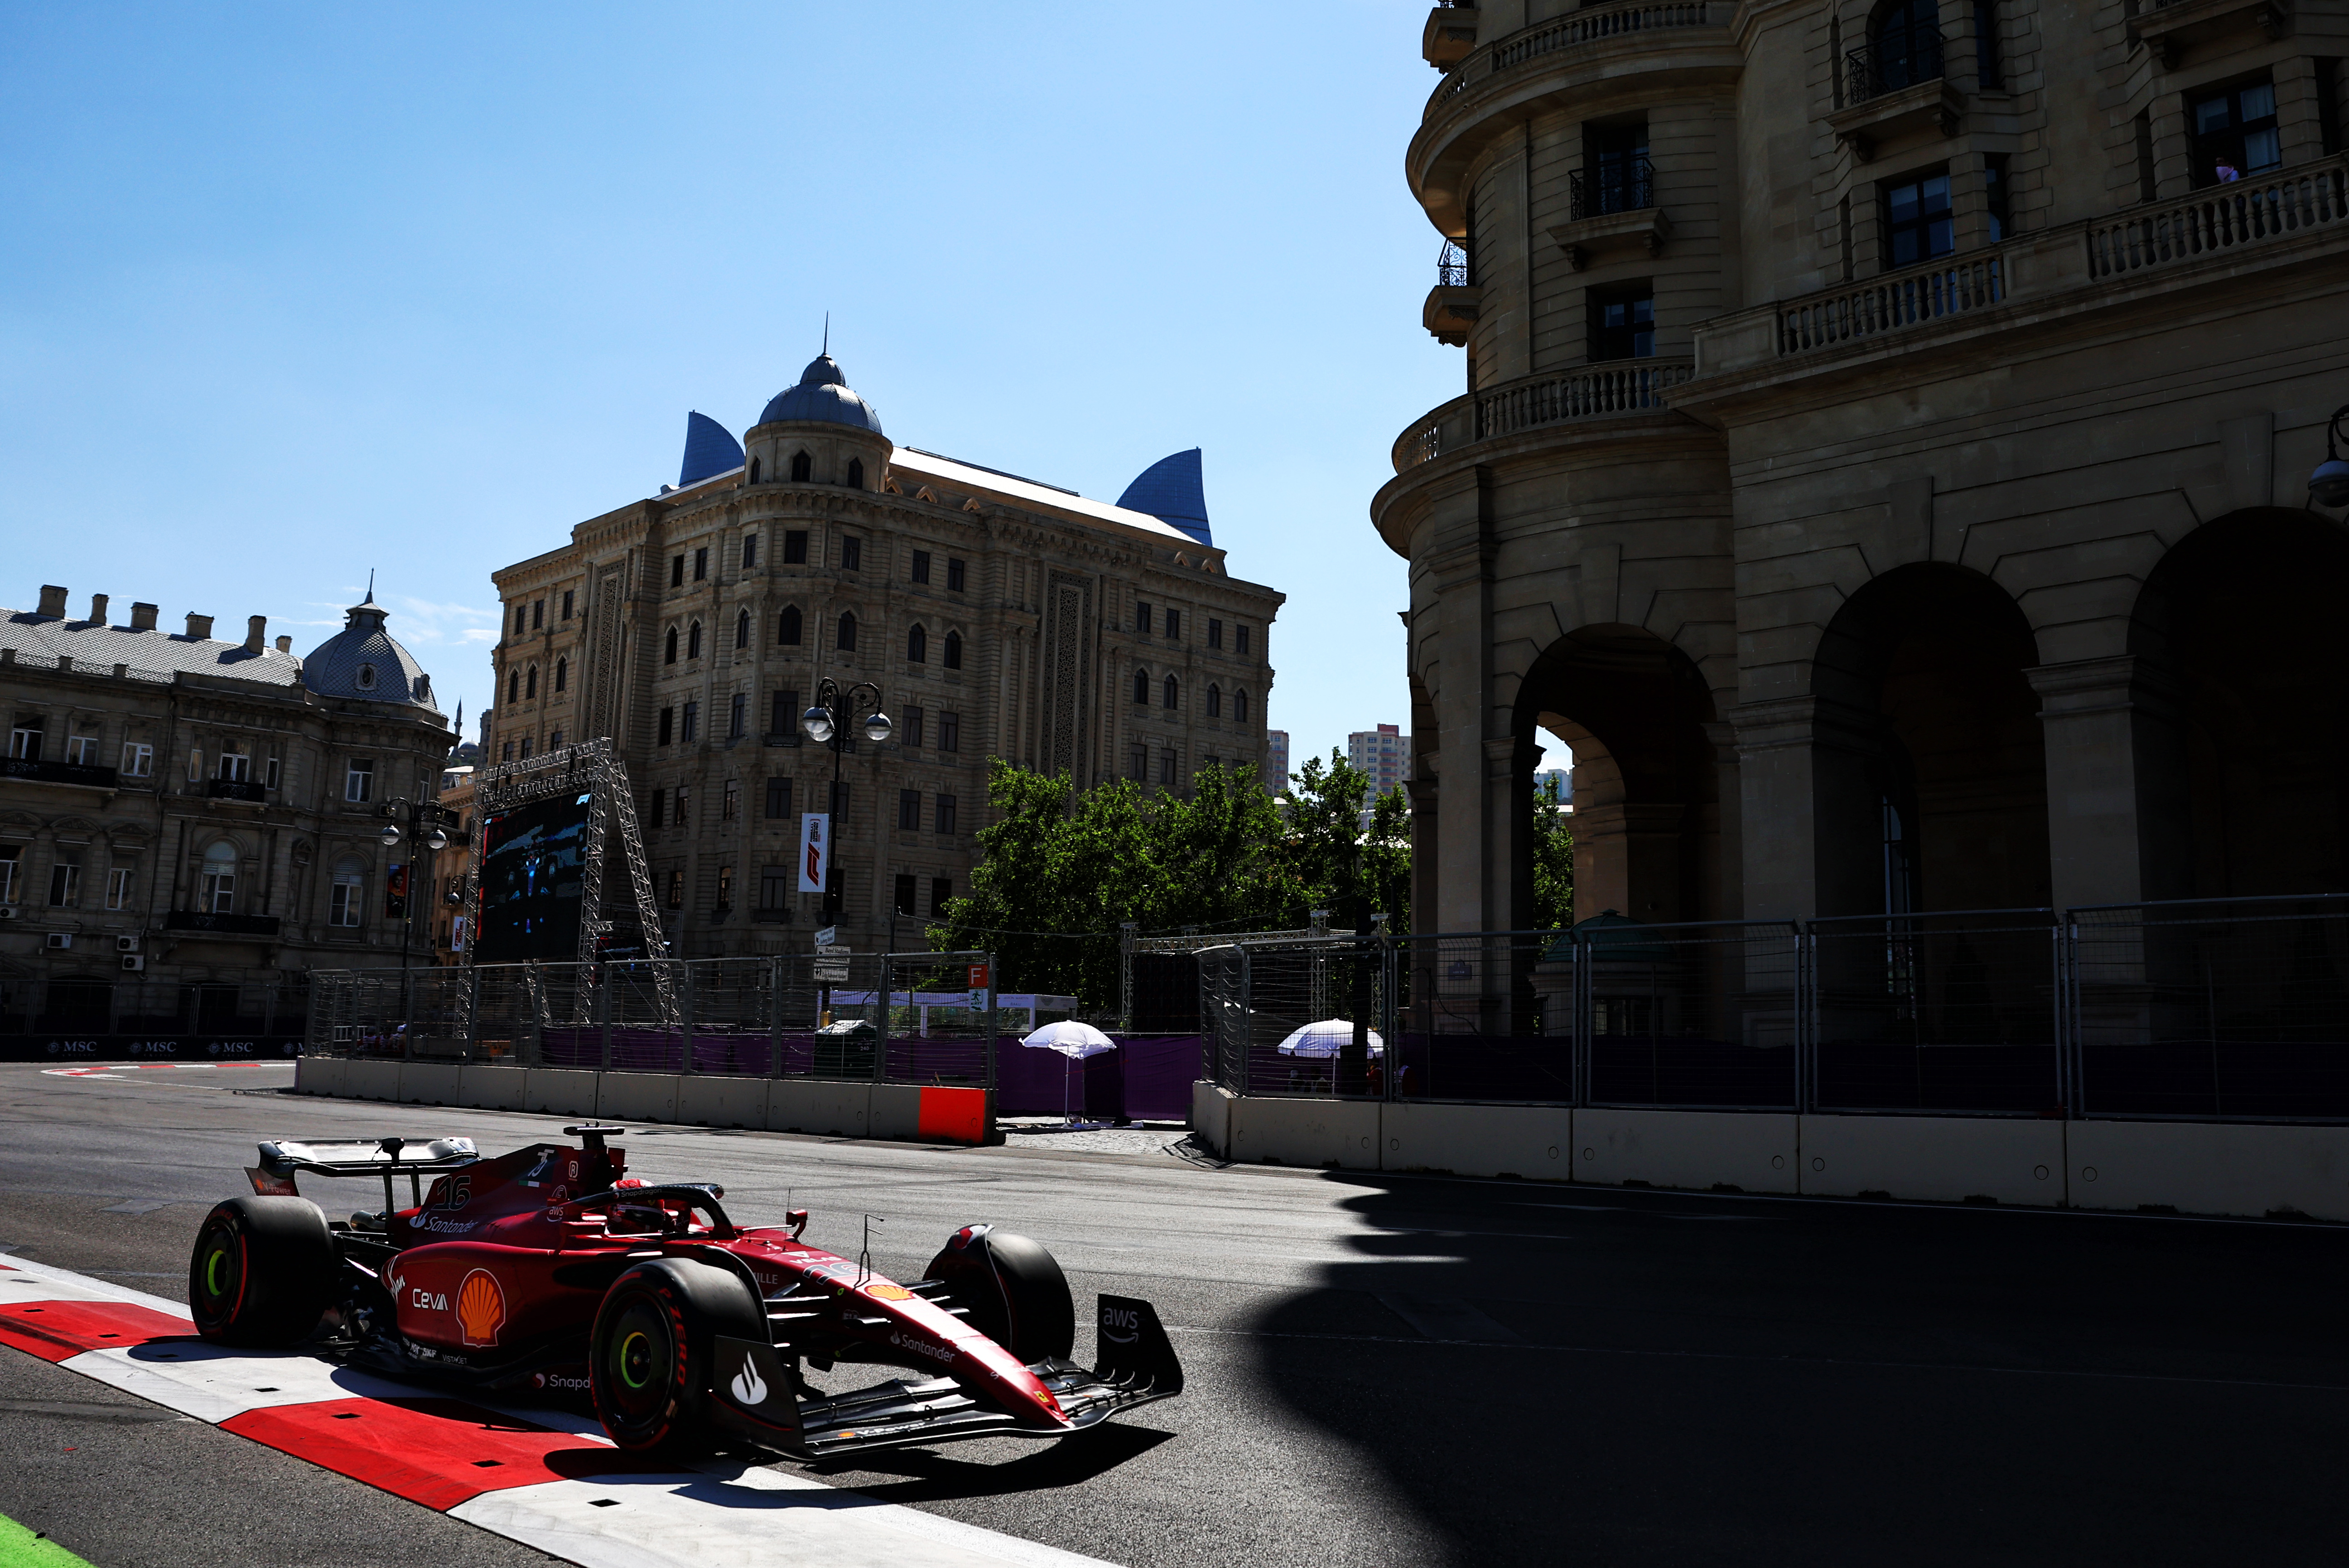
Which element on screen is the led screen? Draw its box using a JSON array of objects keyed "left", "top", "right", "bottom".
[{"left": 473, "top": 791, "right": 591, "bottom": 963}]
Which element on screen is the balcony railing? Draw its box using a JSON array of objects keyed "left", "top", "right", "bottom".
[
  {"left": 1437, "top": 239, "right": 1471, "bottom": 287},
  {"left": 1476, "top": 359, "right": 1694, "bottom": 442},
  {"left": 165, "top": 910, "right": 283, "bottom": 936},
  {"left": 2, "top": 756, "right": 119, "bottom": 789},
  {"left": 1570, "top": 156, "right": 1654, "bottom": 219},
  {"left": 1845, "top": 35, "right": 1943, "bottom": 105},
  {"left": 1778, "top": 251, "right": 2004, "bottom": 355},
  {"left": 206, "top": 777, "right": 267, "bottom": 802},
  {"left": 1424, "top": 0, "right": 1720, "bottom": 122},
  {"left": 2085, "top": 159, "right": 2349, "bottom": 279}
]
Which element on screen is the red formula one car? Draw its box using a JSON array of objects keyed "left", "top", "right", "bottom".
[{"left": 186, "top": 1125, "right": 1181, "bottom": 1457}]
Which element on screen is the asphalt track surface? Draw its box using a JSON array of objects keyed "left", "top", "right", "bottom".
[{"left": 3, "top": 1064, "right": 2348, "bottom": 1566}]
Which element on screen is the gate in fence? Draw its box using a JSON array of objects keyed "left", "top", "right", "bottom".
[{"left": 1201, "top": 894, "right": 2349, "bottom": 1124}]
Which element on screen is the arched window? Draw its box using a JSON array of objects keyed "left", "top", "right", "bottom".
[
  {"left": 735, "top": 609, "right": 750, "bottom": 649},
  {"left": 748, "top": 456, "right": 762, "bottom": 484},
  {"left": 1207, "top": 683, "right": 1221, "bottom": 718},
  {"left": 847, "top": 457, "right": 864, "bottom": 489},
  {"left": 200, "top": 841, "right": 236, "bottom": 914},
  {"left": 1867, "top": 0, "right": 1943, "bottom": 94},
  {"left": 1163, "top": 675, "right": 1179, "bottom": 710},
  {"left": 778, "top": 605, "right": 802, "bottom": 646},
  {"left": 554, "top": 657, "right": 567, "bottom": 693},
  {"left": 329, "top": 855, "right": 365, "bottom": 928},
  {"left": 664, "top": 627, "right": 679, "bottom": 665},
  {"left": 908, "top": 624, "right": 927, "bottom": 663},
  {"left": 686, "top": 621, "right": 702, "bottom": 660},
  {"left": 943, "top": 629, "right": 963, "bottom": 670},
  {"left": 525, "top": 665, "right": 538, "bottom": 700},
  {"left": 1134, "top": 669, "right": 1151, "bottom": 705},
  {"left": 507, "top": 669, "right": 520, "bottom": 703},
  {"left": 791, "top": 450, "right": 812, "bottom": 482},
  {"left": 838, "top": 611, "right": 858, "bottom": 651},
  {"left": 1235, "top": 689, "right": 1250, "bottom": 723}
]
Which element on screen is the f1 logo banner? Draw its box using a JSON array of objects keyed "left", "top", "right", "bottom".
[{"left": 798, "top": 813, "right": 832, "bottom": 893}]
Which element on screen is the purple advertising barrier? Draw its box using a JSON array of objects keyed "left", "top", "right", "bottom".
[
  {"left": 1115, "top": 1035, "right": 1202, "bottom": 1121},
  {"left": 998, "top": 1038, "right": 1089, "bottom": 1117}
]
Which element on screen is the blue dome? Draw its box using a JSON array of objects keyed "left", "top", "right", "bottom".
[
  {"left": 1117, "top": 448, "right": 1212, "bottom": 546},
  {"left": 302, "top": 595, "right": 441, "bottom": 714},
  {"left": 755, "top": 354, "right": 884, "bottom": 434},
  {"left": 679, "top": 410, "right": 743, "bottom": 487}
]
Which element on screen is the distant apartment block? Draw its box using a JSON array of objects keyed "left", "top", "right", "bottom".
[
  {"left": 1348, "top": 724, "right": 1408, "bottom": 800},
  {"left": 1534, "top": 765, "right": 1572, "bottom": 808},
  {"left": 1266, "top": 729, "right": 1290, "bottom": 794}
]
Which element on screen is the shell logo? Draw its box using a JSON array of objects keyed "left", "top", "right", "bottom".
[{"left": 455, "top": 1269, "right": 506, "bottom": 1347}]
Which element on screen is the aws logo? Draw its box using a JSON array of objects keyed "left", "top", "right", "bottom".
[{"left": 1100, "top": 1304, "right": 1141, "bottom": 1345}]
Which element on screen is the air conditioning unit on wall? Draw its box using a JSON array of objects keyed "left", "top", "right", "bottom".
[
  {"left": 121, "top": 955, "right": 145, "bottom": 972},
  {"left": 0, "top": 907, "right": 16, "bottom": 920},
  {"left": 116, "top": 934, "right": 140, "bottom": 953},
  {"left": 44, "top": 932, "right": 72, "bottom": 950}
]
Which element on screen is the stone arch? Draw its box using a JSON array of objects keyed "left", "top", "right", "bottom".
[
  {"left": 2129, "top": 507, "right": 2349, "bottom": 898},
  {"left": 1512, "top": 623, "right": 1723, "bottom": 929},
  {"left": 1809, "top": 562, "right": 2047, "bottom": 916}
]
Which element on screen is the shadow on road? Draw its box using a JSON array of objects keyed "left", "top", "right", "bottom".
[
  {"left": 1248, "top": 1174, "right": 2349, "bottom": 1567},
  {"left": 809, "top": 1423, "right": 1175, "bottom": 1500}
]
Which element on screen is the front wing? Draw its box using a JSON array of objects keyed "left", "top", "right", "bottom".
[{"left": 708, "top": 1294, "right": 1184, "bottom": 1460}]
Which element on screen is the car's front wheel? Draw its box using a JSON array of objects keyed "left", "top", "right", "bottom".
[
  {"left": 188, "top": 1197, "right": 337, "bottom": 1346},
  {"left": 590, "top": 1258, "right": 764, "bottom": 1455}
]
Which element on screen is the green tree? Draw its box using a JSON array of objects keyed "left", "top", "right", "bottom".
[{"left": 1530, "top": 773, "right": 1575, "bottom": 931}]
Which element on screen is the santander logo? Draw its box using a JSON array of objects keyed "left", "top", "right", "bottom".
[{"left": 730, "top": 1358, "right": 768, "bottom": 1406}]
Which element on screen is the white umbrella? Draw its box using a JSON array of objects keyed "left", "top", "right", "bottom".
[
  {"left": 1021, "top": 1020, "right": 1117, "bottom": 1059},
  {"left": 1276, "top": 1019, "right": 1385, "bottom": 1058}
]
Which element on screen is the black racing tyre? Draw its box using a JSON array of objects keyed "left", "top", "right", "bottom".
[
  {"left": 589, "top": 1258, "right": 765, "bottom": 1456},
  {"left": 924, "top": 1228, "right": 1075, "bottom": 1363},
  {"left": 188, "top": 1197, "right": 337, "bottom": 1347}
]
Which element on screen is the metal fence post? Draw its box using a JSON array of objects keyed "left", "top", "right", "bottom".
[
  {"left": 768, "top": 954, "right": 785, "bottom": 1078},
  {"left": 679, "top": 960, "right": 696, "bottom": 1074},
  {"left": 1119, "top": 921, "right": 1137, "bottom": 1033},
  {"left": 1375, "top": 914, "right": 1397, "bottom": 1102},
  {"left": 1236, "top": 946, "right": 1253, "bottom": 1097},
  {"left": 1795, "top": 924, "right": 1814, "bottom": 1115},
  {"left": 1571, "top": 928, "right": 1590, "bottom": 1107},
  {"left": 984, "top": 951, "right": 998, "bottom": 1094},
  {"left": 598, "top": 964, "right": 613, "bottom": 1072},
  {"left": 874, "top": 952, "right": 892, "bottom": 1085}
]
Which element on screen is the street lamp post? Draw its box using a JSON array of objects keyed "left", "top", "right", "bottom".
[
  {"left": 380, "top": 794, "right": 462, "bottom": 1024},
  {"left": 800, "top": 677, "right": 892, "bottom": 931},
  {"left": 2310, "top": 405, "right": 2349, "bottom": 509}
]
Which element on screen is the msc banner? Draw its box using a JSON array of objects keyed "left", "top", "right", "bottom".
[
  {"left": 798, "top": 812, "right": 832, "bottom": 893},
  {"left": 0, "top": 1036, "right": 305, "bottom": 1064}
]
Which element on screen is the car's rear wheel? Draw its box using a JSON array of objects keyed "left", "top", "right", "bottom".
[
  {"left": 188, "top": 1197, "right": 337, "bottom": 1346},
  {"left": 590, "top": 1259, "right": 764, "bottom": 1455},
  {"left": 924, "top": 1226, "right": 1075, "bottom": 1363}
]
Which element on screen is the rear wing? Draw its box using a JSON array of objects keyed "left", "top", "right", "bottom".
[{"left": 248, "top": 1136, "right": 479, "bottom": 1209}]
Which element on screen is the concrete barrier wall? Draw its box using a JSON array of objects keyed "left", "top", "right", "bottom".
[
  {"left": 2069, "top": 1120, "right": 2349, "bottom": 1221},
  {"left": 523, "top": 1069, "right": 598, "bottom": 1118},
  {"left": 396, "top": 1064, "right": 462, "bottom": 1107},
  {"left": 1575, "top": 1108, "right": 1800, "bottom": 1194},
  {"left": 868, "top": 1084, "right": 923, "bottom": 1142},
  {"left": 456, "top": 1065, "right": 528, "bottom": 1112},
  {"left": 342, "top": 1061, "right": 402, "bottom": 1102},
  {"left": 294, "top": 1056, "right": 346, "bottom": 1099},
  {"left": 1192, "top": 1082, "right": 1235, "bottom": 1158},
  {"left": 1226, "top": 1098, "right": 1379, "bottom": 1170},
  {"left": 1802, "top": 1114, "right": 2066, "bottom": 1205},
  {"left": 676, "top": 1075, "right": 767, "bottom": 1131},
  {"left": 771, "top": 1080, "right": 870, "bottom": 1138},
  {"left": 1383, "top": 1102, "right": 1572, "bottom": 1180},
  {"left": 596, "top": 1073, "right": 678, "bottom": 1124}
]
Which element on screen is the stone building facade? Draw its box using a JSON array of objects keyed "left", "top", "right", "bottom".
[
  {"left": 0, "top": 585, "right": 453, "bottom": 1043},
  {"left": 1379, "top": 0, "right": 2349, "bottom": 931},
  {"left": 487, "top": 355, "right": 1285, "bottom": 958}
]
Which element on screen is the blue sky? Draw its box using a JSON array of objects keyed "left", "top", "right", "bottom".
[{"left": 0, "top": 3, "right": 1456, "bottom": 773}]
